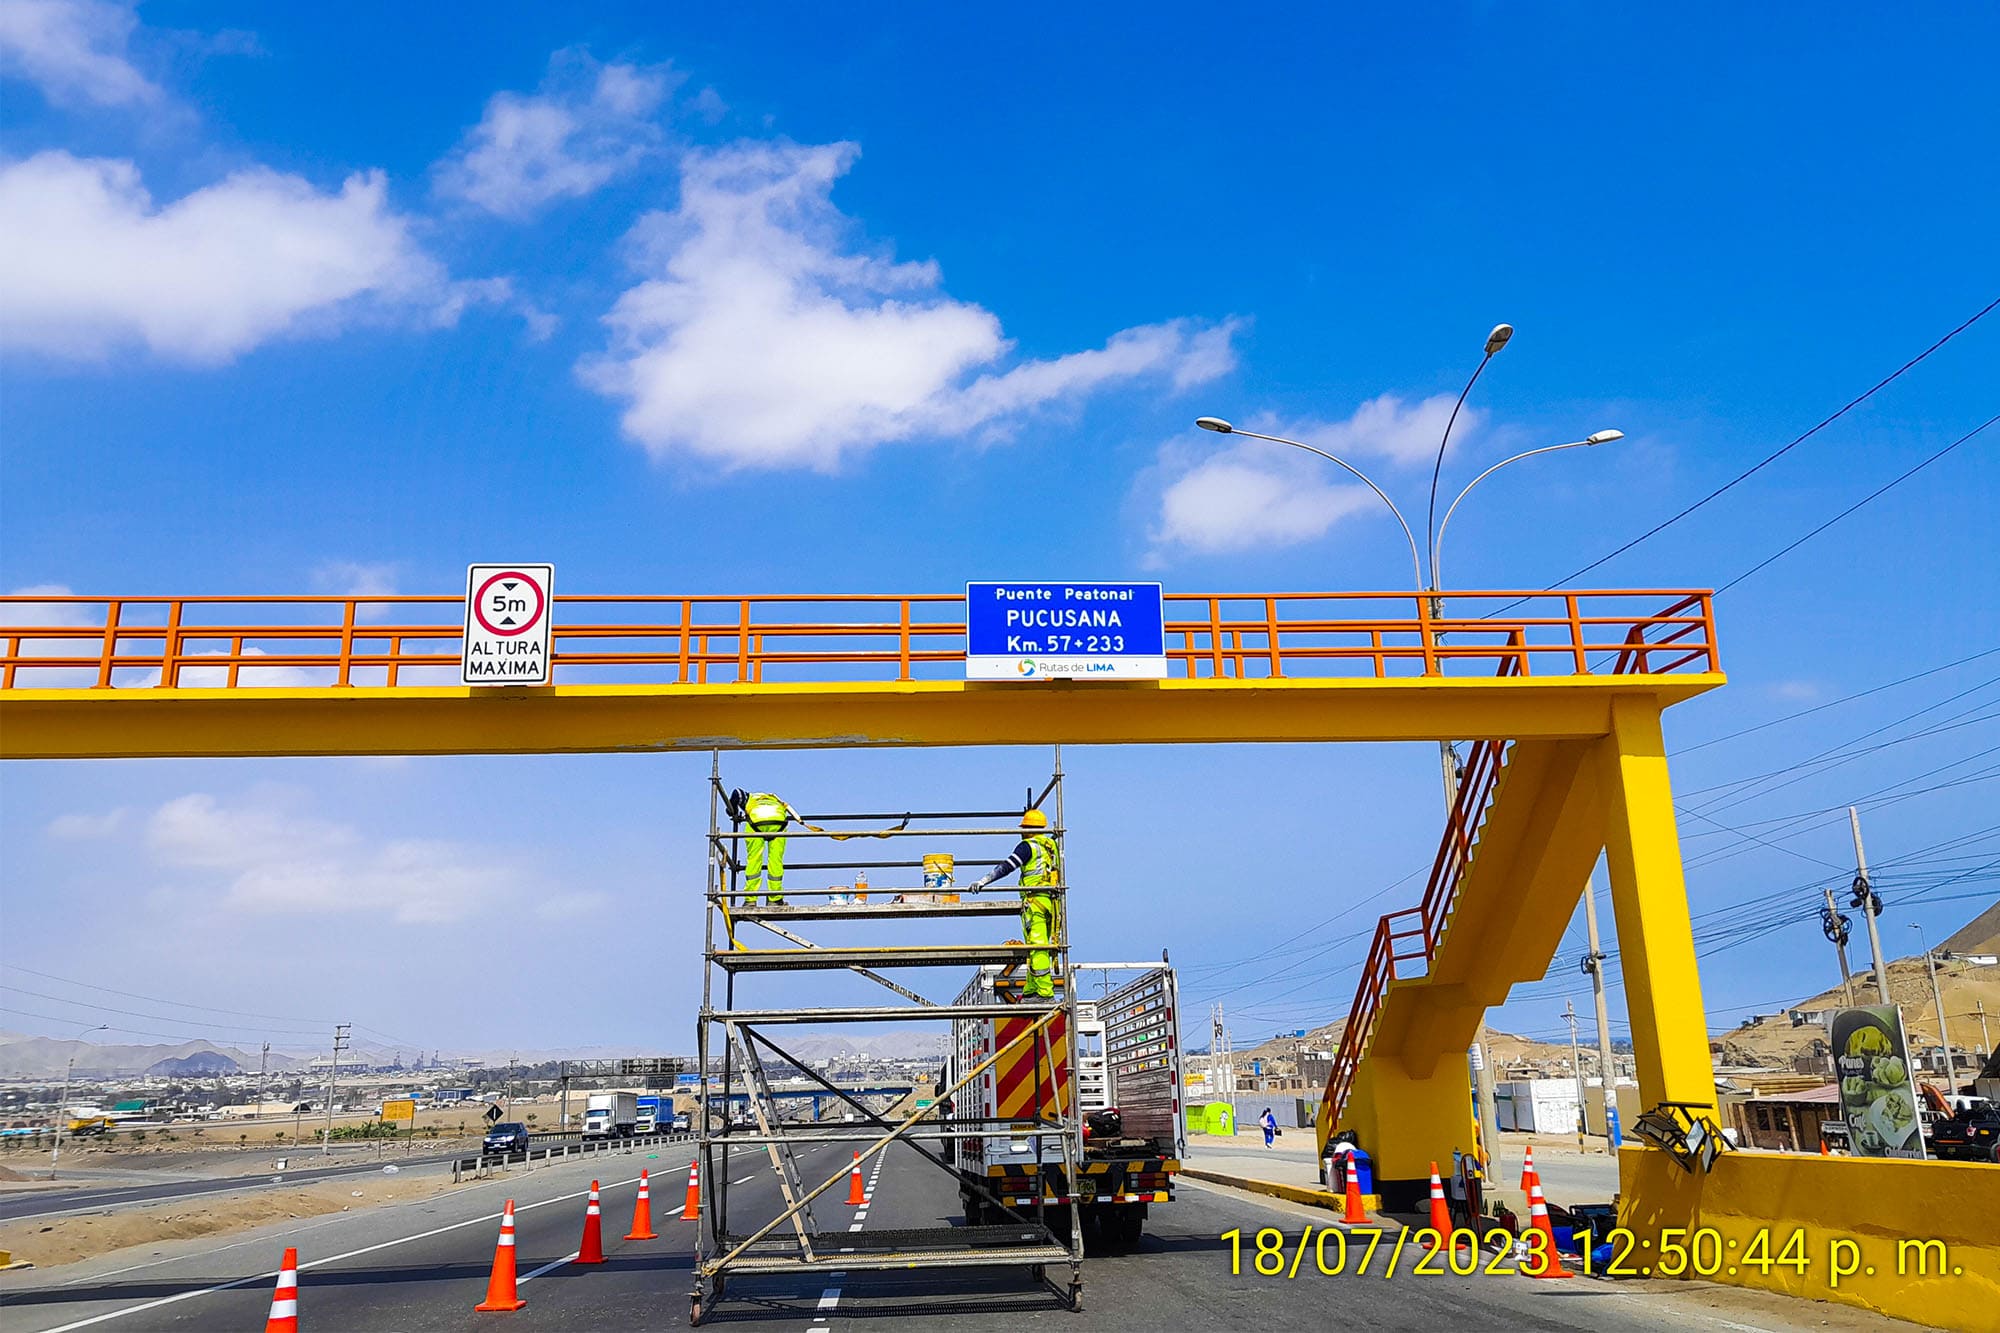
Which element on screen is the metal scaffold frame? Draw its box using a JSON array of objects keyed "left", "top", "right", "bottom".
[{"left": 690, "top": 751, "right": 1086, "bottom": 1324}]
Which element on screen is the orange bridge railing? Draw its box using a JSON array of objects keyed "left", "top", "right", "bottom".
[{"left": 0, "top": 590, "right": 1716, "bottom": 690}]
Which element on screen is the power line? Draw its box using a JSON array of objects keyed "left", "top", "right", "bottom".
[
  {"left": 0, "top": 984, "right": 326, "bottom": 1038},
  {"left": 1715, "top": 414, "right": 1998, "bottom": 594},
  {"left": 1672, "top": 647, "right": 2000, "bottom": 756},
  {"left": 1538, "top": 296, "right": 1998, "bottom": 590},
  {"left": 0, "top": 962, "right": 337, "bottom": 1027}
]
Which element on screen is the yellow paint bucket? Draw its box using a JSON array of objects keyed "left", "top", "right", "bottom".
[{"left": 922, "top": 853, "right": 954, "bottom": 888}]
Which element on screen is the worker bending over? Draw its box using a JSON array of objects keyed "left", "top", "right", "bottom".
[
  {"left": 730, "top": 789, "right": 796, "bottom": 905},
  {"left": 967, "top": 809, "right": 1062, "bottom": 999}
]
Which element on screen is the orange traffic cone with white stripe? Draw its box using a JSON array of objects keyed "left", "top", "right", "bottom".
[
  {"left": 577, "top": 1180, "right": 605, "bottom": 1264},
  {"left": 1520, "top": 1144, "right": 1537, "bottom": 1192},
  {"left": 1524, "top": 1177, "right": 1575, "bottom": 1279},
  {"left": 1341, "top": 1166, "right": 1368, "bottom": 1224},
  {"left": 474, "top": 1199, "right": 527, "bottom": 1311},
  {"left": 847, "top": 1152, "right": 867, "bottom": 1206},
  {"left": 264, "top": 1246, "right": 299, "bottom": 1333},
  {"left": 625, "top": 1168, "right": 657, "bottom": 1241},
  {"left": 1425, "top": 1161, "right": 1453, "bottom": 1251},
  {"left": 680, "top": 1158, "right": 700, "bottom": 1221}
]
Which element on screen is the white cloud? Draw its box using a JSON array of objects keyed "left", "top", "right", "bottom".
[
  {"left": 0, "top": 0, "right": 159, "bottom": 108},
  {"left": 48, "top": 808, "right": 128, "bottom": 839},
  {"left": 143, "top": 793, "right": 520, "bottom": 925},
  {"left": 0, "top": 151, "right": 503, "bottom": 363},
  {"left": 1, "top": 583, "right": 106, "bottom": 686},
  {"left": 580, "top": 139, "right": 1238, "bottom": 472},
  {"left": 311, "top": 560, "right": 401, "bottom": 623},
  {"left": 1155, "top": 459, "right": 1380, "bottom": 555},
  {"left": 435, "top": 50, "right": 678, "bottom": 219},
  {"left": 1146, "top": 395, "right": 1482, "bottom": 558}
]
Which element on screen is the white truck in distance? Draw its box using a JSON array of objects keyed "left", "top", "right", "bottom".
[{"left": 583, "top": 1091, "right": 638, "bottom": 1138}]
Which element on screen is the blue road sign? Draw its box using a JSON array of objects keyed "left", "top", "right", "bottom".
[{"left": 965, "top": 581, "right": 1166, "bottom": 680}]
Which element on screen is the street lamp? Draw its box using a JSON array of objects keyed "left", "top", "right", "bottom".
[
  {"left": 1193, "top": 417, "right": 1425, "bottom": 592},
  {"left": 1431, "top": 432, "right": 1624, "bottom": 588},
  {"left": 50, "top": 1023, "right": 110, "bottom": 1179},
  {"left": 1425, "top": 323, "right": 1514, "bottom": 578},
  {"left": 1910, "top": 925, "right": 1959, "bottom": 1094}
]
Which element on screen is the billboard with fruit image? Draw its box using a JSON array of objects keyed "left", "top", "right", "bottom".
[{"left": 1828, "top": 1004, "right": 1926, "bottom": 1159}]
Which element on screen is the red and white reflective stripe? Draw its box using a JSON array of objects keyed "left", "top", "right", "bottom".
[{"left": 499, "top": 1202, "right": 517, "bottom": 1245}]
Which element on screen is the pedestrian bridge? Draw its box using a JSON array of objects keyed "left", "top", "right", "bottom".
[{"left": 0, "top": 588, "right": 1717, "bottom": 756}]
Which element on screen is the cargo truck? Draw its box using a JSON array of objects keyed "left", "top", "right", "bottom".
[
  {"left": 946, "top": 960, "right": 1182, "bottom": 1249},
  {"left": 583, "top": 1091, "right": 639, "bottom": 1138},
  {"left": 636, "top": 1094, "right": 675, "bottom": 1133}
]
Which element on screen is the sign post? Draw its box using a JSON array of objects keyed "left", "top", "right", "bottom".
[
  {"left": 461, "top": 564, "right": 554, "bottom": 686},
  {"left": 965, "top": 581, "right": 1166, "bottom": 680}
]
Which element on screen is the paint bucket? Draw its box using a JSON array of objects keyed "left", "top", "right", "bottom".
[{"left": 923, "top": 853, "right": 955, "bottom": 888}]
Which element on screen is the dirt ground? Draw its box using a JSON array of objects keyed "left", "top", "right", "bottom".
[{"left": 0, "top": 1166, "right": 467, "bottom": 1269}]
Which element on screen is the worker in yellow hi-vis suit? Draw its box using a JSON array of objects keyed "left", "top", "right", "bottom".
[
  {"left": 967, "top": 809, "right": 1062, "bottom": 999},
  {"left": 737, "top": 791, "right": 796, "bottom": 905}
]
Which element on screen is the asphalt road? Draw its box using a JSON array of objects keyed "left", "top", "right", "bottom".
[
  {"left": 0, "top": 1140, "right": 1934, "bottom": 1332},
  {"left": 0, "top": 1132, "right": 692, "bottom": 1225}
]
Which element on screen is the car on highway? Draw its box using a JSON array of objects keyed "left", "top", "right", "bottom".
[
  {"left": 482, "top": 1122, "right": 531, "bottom": 1155},
  {"left": 673, "top": 1111, "right": 692, "bottom": 1132}
]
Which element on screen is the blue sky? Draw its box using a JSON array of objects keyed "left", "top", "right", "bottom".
[{"left": 2, "top": 3, "right": 1996, "bottom": 1063}]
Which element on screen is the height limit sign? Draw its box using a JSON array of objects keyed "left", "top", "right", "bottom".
[{"left": 461, "top": 564, "right": 554, "bottom": 686}]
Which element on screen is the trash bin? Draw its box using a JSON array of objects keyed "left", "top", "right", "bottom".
[{"left": 1350, "top": 1148, "right": 1373, "bottom": 1196}]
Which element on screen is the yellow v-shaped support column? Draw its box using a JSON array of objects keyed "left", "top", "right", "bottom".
[{"left": 1598, "top": 694, "right": 1716, "bottom": 1113}]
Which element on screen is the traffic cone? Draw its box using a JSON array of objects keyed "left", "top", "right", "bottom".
[
  {"left": 1341, "top": 1168, "right": 1367, "bottom": 1224},
  {"left": 1819, "top": 1135, "right": 1830, "bottom": 1156},
  {"left": 1524, "top": 1178, "right": 1575, "bottom": 1279},
  {"left": 847, "top": 1152, "right": 867, "bottom": 1206},
  {"left": 263, "top": 1246, "right": 299, "bottom": 1333},
  {"left": 625, "top": 1168, "right": 657, "bottom": 1241},
  {"left": 680, "top": 1158, "right": 700, "bottom": 1221},
  {"left": 577, "top": 1180, "right": 605, "bottom": 1264},
  {"left": 1520, "top": 1144, "right": 1537, "bottom": 1192},
  {"left": 1425, "top": 1161, "right": 1453, "bottom": 1251},
  {"left": 474, "top": 1199, "right": 527, "bottom": 1311}
]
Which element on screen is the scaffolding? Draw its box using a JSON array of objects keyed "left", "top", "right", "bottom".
[{"left": 690, "top": 754, "right": 1085, "bottom": 1325}]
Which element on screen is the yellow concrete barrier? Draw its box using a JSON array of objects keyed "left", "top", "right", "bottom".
[{"left": 1619, "top": 1146, "right": 2000, "bottom": 1331}]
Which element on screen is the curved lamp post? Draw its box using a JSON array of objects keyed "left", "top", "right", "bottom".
[
  {"left": 1431, "top": 432, "right": 1624, "bottom": 589},
  {"left": 1194, "top": 417, "right": 1424, "bottom": 592},
  {"left": 51, "top": 1022, "right": 110, "bottom": 1179}
]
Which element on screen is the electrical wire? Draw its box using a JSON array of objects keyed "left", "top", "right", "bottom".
[
  {"left": 1535, "top": 296, "right": 1999, "bottom": 591},
  {"left": 1716, "top": 414, "right": 1998, "bottom": 594}
]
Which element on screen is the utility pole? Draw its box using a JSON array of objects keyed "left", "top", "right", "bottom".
[
  {"left": 1978, "top": 1001, "right": 1991, "bottom": 1057},
  {"left": 1911, "top": 928, "right": 1957, "bottom": 1096},
  {"left": 1848, "top": 808, "right": 1891, "bottom": 1003},
  {"left": 256, "top": 1042, "right": 270, "bottom": 1122},
  {"left": 322, "top": 1024, "right": 350, "bottom": 1158},
  {"left": 1563, "top": 1000, "right": 1587, "bottom": 1152},
  {"left": 1581, "top": 882, "right": 1620, "bottom": 1152},
  {"left": 1821, "top": 887, "right": 1857, "bottom": 1007}
]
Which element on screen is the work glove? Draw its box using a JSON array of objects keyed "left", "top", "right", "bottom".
[{"left": 966, "top": 874, "right": 993, "bottom": 891}]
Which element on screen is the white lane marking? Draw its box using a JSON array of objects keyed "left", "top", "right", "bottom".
[
  {"left": 36, "top": 1171, "right": 646, "bottom": 1333},
  {"left": 848, "top": 1222, "right": 863, "bottom": 1232},
  {"left": 817, "top": 1287, "right": 842, "bottom": 1309},
  {"left": 733, "top": 1175, "right": 758, "bottom": 1185},
  {"left": 518, "top": 1250, "right": 580, "bottom": 1284}
]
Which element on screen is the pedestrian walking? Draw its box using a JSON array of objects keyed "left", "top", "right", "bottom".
[{"left": 1260, "top": 1107, "right": 1278, "bottom": 1148}]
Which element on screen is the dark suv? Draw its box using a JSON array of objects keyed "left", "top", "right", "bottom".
[
  {"left": 483, "top": 1122, "right": 531, "bottom": 1156},
  {"left": 1928, "top": 1102, "right": 2000, "bottom": 1162}
]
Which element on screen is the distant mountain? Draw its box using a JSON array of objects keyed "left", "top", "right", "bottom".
[
  {"left": 0, "top": 1032, "right": 307, "bottom": 1080},
  {"left": 146, "top": 1051, "right": 243, "bottom": 1077}
]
